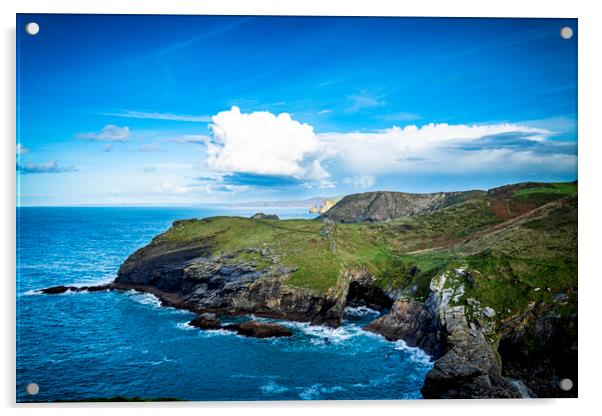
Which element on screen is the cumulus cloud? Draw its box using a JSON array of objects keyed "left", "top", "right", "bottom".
[
  {"left": 17, "top": 161, "right": 77, "bottom": 174},
  {"left": 206, "top": 106, "right": 328, "bottom": 180},
  {"left": 77, "top": 125, "right": 130, "bottom": 142},
  {"left": 195, "top": 108, "right": 575, "bottom": 193}
]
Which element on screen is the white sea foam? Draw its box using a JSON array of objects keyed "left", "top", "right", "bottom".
[
  {"left": 344, "top": 306, "right": 380, "bottom": 317},
  {"left": 201, "top": 329, "right": 237, "bottom": 338},
  {"left": 298, "top": 384, "right": 345, "bottom": 399},
  {"left": 21, "top": 289, "right": 41, "bottom": 296},
  {"left": 393, "top": 339, "right": 433, "bottom": 365},
  {"left": 148, "top": 356, "right": 176, "bottom": 366},
  {"left": 284, "top": 321, "right": 361, "bottom": 343},
  {"left": 176, "top": 322, "right": 195, "bottom": 331},
  {"left": 129, "top": 292, "right": 162, "bottom": 308},
  {"left": 260, "top": 380, "right": 289, "bottom": 394}
]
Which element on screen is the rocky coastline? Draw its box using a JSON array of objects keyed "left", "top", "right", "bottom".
[{"left": 39, "top": 183, "right": 578, "bottom": 399}]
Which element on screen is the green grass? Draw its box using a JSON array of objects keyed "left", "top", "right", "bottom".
[
  {"left": 147, "top": 184, "right": 576, "bottom": 310},
  {"left": 512, "top": 182, "right": 577, "bottom": 202}
]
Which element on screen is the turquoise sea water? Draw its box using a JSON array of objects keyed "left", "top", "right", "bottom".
[{"left": 16, "top": 207, "right": 432, "bottom": 402}]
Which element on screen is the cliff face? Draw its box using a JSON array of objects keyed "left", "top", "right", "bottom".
[
  {"left": 116, "top": 245, "right": 350, "bottom": 326},
  {"left": 320, "top": 190, "right": 484, "bottom": 223}
]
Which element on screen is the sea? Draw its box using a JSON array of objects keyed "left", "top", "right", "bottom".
[{"left": 16, "top": 206, "right": 433, "bottom": 402}]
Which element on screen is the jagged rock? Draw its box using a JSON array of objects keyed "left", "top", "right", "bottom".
[
  {"left": 189, "top": 313, "right": 221, "bottom": 330},
  {"left": 114, "top": 240, "right": 350, "bottom": 327},
  {"left": 224, "top": 321, "right": 292, "bottom": 338},
  {"left": 364, "top": 299, "right": 446, "bottom": 358},
  {"left": 250, "top": 213, "right": 279, "bottom": 220},
  {"left": 421, "top": 271, "right": 522, "bottom": 399},
  {"left": 482, "top": 307, "right": 496, "bottom": 318}
]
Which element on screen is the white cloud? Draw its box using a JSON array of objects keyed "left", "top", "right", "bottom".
[
  {"left": 206, "top": 106, "right": 327, "bottom": 180},
  {"left": 104, "top": 110, "right": 211, "bottom": 122},
  {"left": 16, "top": 144, "right": 30, "bottom": 155},
  {"left": 343, "top": 174, "right": 376, "bottom": 189},
  {"left": 138, "top": 143, "right": 162, "bottom": 152},
  {"left": 77, "top": 125, "right": 130, "bottom": 142},
  {"left": 318, "top": 123, "right": 558, "bottom": 175},
  {"left": 346, "top": 92, "right": 386, "bottom": 112}
]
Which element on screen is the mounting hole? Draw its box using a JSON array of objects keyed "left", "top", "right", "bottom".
[
  {"left": 560, "top": 26, "right": 573, "bottom": 40},
  {"left": 25, "top": 22, "right": 40, "bottom": 36},
  {"left": 559, "top": 378, "right": 573, "bottom": 391},
  {"left": 25, "top": 383, "right": 39, "bottom": 395}
]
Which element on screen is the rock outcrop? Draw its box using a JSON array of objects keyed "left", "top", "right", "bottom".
[
  {"left": 364, "top": 299, "right": 446, "bottom": 358},
  {"left": 421, "top": 270, "right": 523, "bottom": 398},
  {"left": 114, "top": 234, "right": 352, "bottom": 326},
  {"left": 189, "top": 313, "right": 221, "bottom": 330},
  {"left": 223, "top": 321, "right": 293, "bottom": 338},
  {"left": 320, "top": 190, "right": 484, "bottom": 223},
  {"left": 250, "top": 213, "right": 279, "bottom": 220}
]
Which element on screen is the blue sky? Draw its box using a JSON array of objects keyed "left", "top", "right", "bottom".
[{"left": 16, "top": 15, "right": 577, "bottom": 206}]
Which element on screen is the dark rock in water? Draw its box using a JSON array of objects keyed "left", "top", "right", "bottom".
[
  {"left": 250, "top": 212, "right": 279, "bottom": 220},
  {"left": 41, "top": 284, "right": 113, "bottom": 294},
  {"left": 364, "top": 299, "right": 446, "bottom": 358},
  {"left": 224, "top": 321, "right": 293, "bottom": 338},
  {"left": 189, "top": 313, "right": 221, "bottom": 330},
  {"left": 41, "top": 285, "right": 71, "bottom": 294}
]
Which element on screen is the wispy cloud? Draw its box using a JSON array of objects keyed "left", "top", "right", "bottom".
[
  {"left": 346, "top": 92, "right": 386, "bottom": 112},
  {"left": 168, "top": 135, "right": 211, "bottom": 145},
  {"left": 151, "top": 17, "right": 254, "bottom": 56},
  {"left": 16, "top": 144, "right": 30, "bottom": 155},
  {"left": 77, "top": 125, "right": 130, "bottom": 142},
  {"left": 138, "top": 143, "right": 162, "bottom": 153},
  {"left": 17, "top": 161, "right": 78, "bottom": 174},
  {"left": 104, "top": 110, "right": 211, "bottom": 123}
]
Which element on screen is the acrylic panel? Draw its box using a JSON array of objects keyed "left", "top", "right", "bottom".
[{"left": 16, "top": 14, "right": 578, "bottom": 402}]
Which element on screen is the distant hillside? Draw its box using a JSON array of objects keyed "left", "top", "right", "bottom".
[
  {"left": 320, "top": 190, "right": 485, "bottom": 223},
  {"left": 230, "top": 197, "right": 331, "bottom": 208}
]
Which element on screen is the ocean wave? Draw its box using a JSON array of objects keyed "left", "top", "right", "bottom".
[
  {"left": 344, "top": 306, "right": 380, "bottom": 317},
  {"left": 260, "top": 380, "right": 289, "bottom": 394},
  {"left": 352, "top": 374, "right": 394, "bottom": 389},
  {"left": 129, "top": 292, "right": 162, "bottom": 308},
  {"left": 201, "top": 328, "right": 237, "bottom": 338},
  {"left": 298, "top": 383, "right": 345, "bottom": 400},
  {"left": 148, "top": 356, "right": 176, "bottom": 366},
  {"left": 176, "top": 322, "right": 195, "bottom": 331},
  {"left": 284, "top": 321, "right": 362, "bottom": 343},
  {"left": 393, "top": 340, "right": 433, "bottom": 365},
  {"left": 21, "top": 289, "right": 41, "bottom": 296}
]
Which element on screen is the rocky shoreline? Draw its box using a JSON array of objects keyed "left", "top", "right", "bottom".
[
  {"left": 40, "top": 262, "right": 561, "bottom": 399},
  {"left": 39, "top": 184, "right": 578, "bottom": 399}
]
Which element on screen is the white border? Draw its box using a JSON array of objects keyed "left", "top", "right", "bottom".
[{"left": 3, "top": 1, "right": 600, "bottom": 415}]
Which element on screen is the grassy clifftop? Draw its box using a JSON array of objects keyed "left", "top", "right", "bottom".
[{"left": 150, "top": 181, "right": 576, "bottom": 323}]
